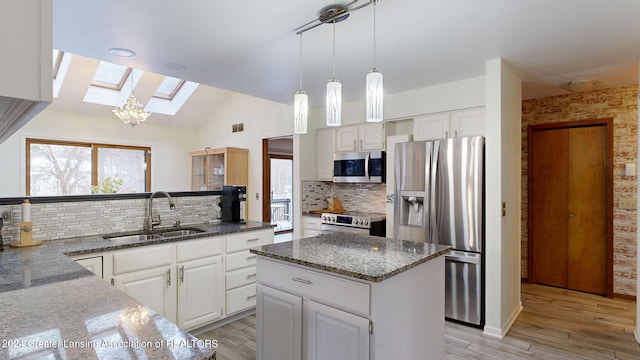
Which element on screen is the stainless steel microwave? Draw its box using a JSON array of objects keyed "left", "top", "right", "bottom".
[{"left": 333, "top": 150, "right": 385, "bottom": 183}]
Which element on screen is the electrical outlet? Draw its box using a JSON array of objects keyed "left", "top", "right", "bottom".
[
  {"left": 619, "top": 198, "right": 637, "bottom": 210},
  {"left": 1, "top": 209, "right": 13, "bottom": 223}
]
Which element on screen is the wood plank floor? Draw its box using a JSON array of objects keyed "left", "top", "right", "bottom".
[{"left": 197, "top": 284, "right": 639, "bottom": 359}]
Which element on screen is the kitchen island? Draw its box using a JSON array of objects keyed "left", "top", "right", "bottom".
[{"left": 250, "top": 233, "right": 450, "bottom": 360}]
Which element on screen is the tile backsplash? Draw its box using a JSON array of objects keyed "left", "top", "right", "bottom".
[
  {"left": 302, "top": 181, "right": 386, "bottom": 214},
  {"left": 0, "top": 195, "right": 221, "bottom": 243}
]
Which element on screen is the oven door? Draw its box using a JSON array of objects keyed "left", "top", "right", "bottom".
[
  {"left": 320, "top": 223, "right": 370, "bottom": 235},
  {"left": 333, "top": 152, "right": 369, "bottom": 183}
]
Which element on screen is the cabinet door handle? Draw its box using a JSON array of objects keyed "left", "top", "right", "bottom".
[
  {"left": 445, "top": 130, "right": 449, "bottom": 138},
  {"left": 246, "top": 255, "right": 257, "bottom": 260},
  {"left": 246, "top": 273, "right": 257, "bottom": 279},
  {"left": 246, "top": 294, "right": 257, "bottom": 300},
  {"left": 167, "top": 269, "right": 171, "bottom": 286},
  {"left": 360, "top": 139, "right": 363, "bottom": 150},
  {"left": 247, "top": 238, "right": 259, "bottom": 242},
  {"left": 180, "top": 265, "right": 185, "bottom": 283},
  {"left": 353, "top": 139, "right": 357, "bottom": 150},
  {"left": 454, "top": 129, "right": 458, "bottom": 137},
  {"left": 291, "top": 277, "right": 313, "bottom": 285}
]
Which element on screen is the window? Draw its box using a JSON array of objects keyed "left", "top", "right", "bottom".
[
  {"left": 153, "top": 76, "right": 185, "bottom": 100},
  {"left": 91, "top": 61, "right": 132, "bottom": 90},
  {"left": 27, "top": 139, "right": 150, "bottom": 196}
]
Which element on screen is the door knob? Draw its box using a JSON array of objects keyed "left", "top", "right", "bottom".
[{"left": 568, "top": 213, "right": 574, "bottom": 219}]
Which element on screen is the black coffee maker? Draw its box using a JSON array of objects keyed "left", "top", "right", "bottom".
[{"left": 221, "top": 186, "right": 246, "bottom": 223}]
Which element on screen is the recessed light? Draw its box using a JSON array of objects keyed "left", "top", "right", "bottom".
[
  {"left": 165, "top": 62, "right": 187, "bottom": 71},
  {"left": 109, "top": 48, "right": 136, "bottom": 58}
]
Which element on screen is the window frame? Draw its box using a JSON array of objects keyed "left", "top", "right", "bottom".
[
  {"left": 90, "top": 62, "right": 133, "bottom": 91},
  {"left": 153, "top": 78, "right": 186, "bottom": 100},
  {"left": 26, "top": 138, "right": 151, "bottom": 196}
]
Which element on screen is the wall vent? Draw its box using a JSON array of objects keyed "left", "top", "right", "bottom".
[{"left": 232, "top": 123, "right": 244, "bottom": 133}]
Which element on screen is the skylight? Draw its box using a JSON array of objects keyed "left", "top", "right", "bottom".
[
  {"left": 52, "top": 49, "right": 64, "bottom": 79},
  {"left": 91, "top": 61, "right": 132, "bottom": 90},
  {"left": 153, "top": 76, "right": 185, "bottom": 100}
]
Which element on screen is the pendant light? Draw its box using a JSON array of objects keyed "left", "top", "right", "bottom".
[
  {"left": 113, "top": 71, "right": 151, "bottom": 127},
  {"left": 326, "top": 21, "right": 342, "bottom": 127},
  {"left": 294, "top": 34, "right": 308, "bottom": 134},
  {"left": 366, "top": 0, "right": 383, "bottom": 122}
]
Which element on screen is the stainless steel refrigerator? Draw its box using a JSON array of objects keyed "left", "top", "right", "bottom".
[{"left": 394, "top": 136, "right": 484, "bottom": 327}]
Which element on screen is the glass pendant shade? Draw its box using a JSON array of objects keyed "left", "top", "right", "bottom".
[
  {"left": 326, "top": 79, "right": 342, "bottom": 126},
  {"left": 293, "top": 90, "right": 308, "bottom": 134},
  {"left": 366, "top": 69, "right": 383, "bottom": 122}
]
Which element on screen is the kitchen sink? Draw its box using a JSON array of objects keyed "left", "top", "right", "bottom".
[
  {"left": 159, "top": 228, "right": 205, "bottom": 237},
  {"left": 106, "top": 234, "right": 163, "bottom": 243},
  {"left": 104, "top": 227, "right": 205, "bottom": 242}
]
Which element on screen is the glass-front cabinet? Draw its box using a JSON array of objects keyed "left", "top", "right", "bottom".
[{"left": 189, "top": 147, "right": 248, "bottom": 191}]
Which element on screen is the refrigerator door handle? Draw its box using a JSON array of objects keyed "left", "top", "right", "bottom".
[
  {"left": 445, "top": 253, "right": 481, "bottom": 264},
  {"left": 429, "top": 141, "right": 439, "bottom": 243}
]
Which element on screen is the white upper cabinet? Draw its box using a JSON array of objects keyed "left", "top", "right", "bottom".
[
  {"left": 336, "top": 123, "right": 395, "bottom": 152},
  {"left": 316, "top": 128, "right": 336, "bottom": 181},
  {"left": 413, "top": 107, "right": 485, "bottom": 141},
  {"left": 0, "top": 1, "right": 53, "bottom": 143}
]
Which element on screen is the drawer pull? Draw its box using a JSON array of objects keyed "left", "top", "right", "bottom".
[
  {"left": 247, "top": 238, "right": 259, "bottom": 242},
  {"left": 246, "top": 255, "right": 257, "bottom": 260},
  {"left": 291, "top": 277, "right": 313, "bottom": 285},
  {"left": 246, "top": 273, "right": 257, "bottom": 279},
  {"left": 246, "top": 294, "right": 257, "bottom": 300}
]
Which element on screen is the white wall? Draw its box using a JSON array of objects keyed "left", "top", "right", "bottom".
[
  {"left": 0, "top": 108, "right": 198, "bottom": 196},
  {"left": 197, "top": 92, "right": 293, "bottom": 222},
  {"left": 484, "top": 58, "right": 522, "bottom": 338}
]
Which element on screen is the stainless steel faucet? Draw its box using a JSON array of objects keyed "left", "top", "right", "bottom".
[{"left": 146, "top": 191, "right": 176, "bottom": 230}]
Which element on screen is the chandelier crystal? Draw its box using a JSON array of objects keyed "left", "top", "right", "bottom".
[{"left": 113, "top": 93, "right": 151, "bottom": 127}]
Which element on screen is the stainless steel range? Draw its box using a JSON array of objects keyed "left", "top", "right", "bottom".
[{"left": 320, "top": 212, "right": 386, "bottom": 237}]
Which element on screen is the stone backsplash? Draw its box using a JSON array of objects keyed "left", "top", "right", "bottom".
[
  {"left": 302, "top": 181, "right": 386, "bottom": 214},
  {"left": 0, "top": 195, "right": 221, "bottom": 243}
]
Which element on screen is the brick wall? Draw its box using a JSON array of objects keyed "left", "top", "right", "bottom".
[{"left": 521, "top": 85, "right": 637, "bottom": 296}]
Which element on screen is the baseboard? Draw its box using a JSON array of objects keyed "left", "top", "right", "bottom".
[
  {"left": 189, "top": 308, "right": 255, "bottom": 336},
  {"left": 613, "top": 293, "right": 636, "bottom": 301},
  {"left": 483, "top": 301, "right": 523, "bottom": 339}
]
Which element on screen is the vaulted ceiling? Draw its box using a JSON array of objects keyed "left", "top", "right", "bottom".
[{"left": 51, "top": 0, "right": 640, "bottom": 127}]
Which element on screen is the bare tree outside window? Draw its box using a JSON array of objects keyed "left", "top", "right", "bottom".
[
  {"left": 30, "top": 143, "right": 91, "bottom": 195},
  {"left": 27, "top": 139, "right": 150, "bottom": 196}
]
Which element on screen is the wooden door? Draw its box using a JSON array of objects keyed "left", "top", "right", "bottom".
[{"left": 529, "top": 121, "right": 610, "bottom": 296}]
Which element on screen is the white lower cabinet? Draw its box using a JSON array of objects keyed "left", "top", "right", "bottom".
[
  {"left": 177, "top": 255, "right": 224, "bottom": 330},
  {"left": 113, "top": 265, "right": 177, "bottom": 323},
  {"left": 304, "top": 300, "right": 369, "bottom": 360},
  {"left": 73, "top": 255, "right": 103, "bottom": 278},
  {"left": 256, "top": 284, "right": 302, "bottom": 360},
  {"left": 256, "top": 258, "right": 370, "bottom": 360}
]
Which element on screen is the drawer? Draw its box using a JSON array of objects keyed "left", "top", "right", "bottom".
[
  {"left": 226, "top": 266, "right": 257, "bottom": 290},
  {"left": 226, "top": 228, "right": 273, "bottom": 253},
  {"left": 303, "top": 229, "right": 321, "bottom": 238},
  {"left": 226, "top": 283, "right": 257, "bottom": 315},
  {"left": 302, "top": 216, "right": 322, "bottom": 230},
  {"left": 256, "top": 258, "right": 370, "bottom": 317},
  {"left": 113, "top": 244, "right": 173, "bottom": 275},
  {"left": 176, "top": 236, "right": 223, "bottom": 263},
  {"left": 226, "top": 250, "right": 257, "bottom": 271}
]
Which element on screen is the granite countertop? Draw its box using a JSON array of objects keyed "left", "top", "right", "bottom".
[
  {"left": 250, "top": 232, "right": 450, "bottom": 282},
  {"left": 0, "top": 220, "right": 273, "bottom": 359}
]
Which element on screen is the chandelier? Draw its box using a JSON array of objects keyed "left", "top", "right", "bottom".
[{"left": 113, "top": 72, "right": 151, "bottom": 127}]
